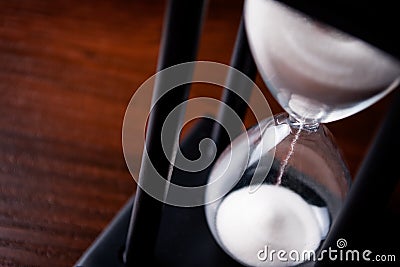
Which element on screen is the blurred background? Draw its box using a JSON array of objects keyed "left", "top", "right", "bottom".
[{"left": 0, "top": 0, "right": 398, "bottom": 266}]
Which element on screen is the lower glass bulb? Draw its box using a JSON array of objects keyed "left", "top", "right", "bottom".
[{"left": 205, "top": 113, "right": 350, "bottom": 266}]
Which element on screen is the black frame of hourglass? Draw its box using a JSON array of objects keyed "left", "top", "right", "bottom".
[{"left": 76, "top": 1, "right": 400, "bottom": 266}]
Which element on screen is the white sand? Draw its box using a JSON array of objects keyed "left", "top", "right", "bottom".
[{"left": 216, "top": 185, "right": 323, "bottom": 266}]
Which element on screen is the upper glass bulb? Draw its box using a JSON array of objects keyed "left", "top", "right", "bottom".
[{"left": 244, "top": 0, "right": 400, "bottom": 123}]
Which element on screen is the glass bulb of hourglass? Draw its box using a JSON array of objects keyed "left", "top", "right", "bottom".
[
  {"left": 245, "top": 0, "right": 400, "bottom": 123},
  {"left": 205, "top": 0, "right": 400, "bottom": 266},
  {"left": 205, "top": 114, "right": 350, "bottom": 267}
]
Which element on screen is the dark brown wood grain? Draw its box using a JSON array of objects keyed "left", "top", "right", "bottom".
[{"left": 0, "top": 0, "right": 397, "bottom": 266}]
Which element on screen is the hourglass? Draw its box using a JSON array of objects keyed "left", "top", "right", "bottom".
[{"left": 205, "top": 0, "right": 400, "bottom": 266}]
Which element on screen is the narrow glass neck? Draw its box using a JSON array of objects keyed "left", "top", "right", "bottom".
[{"left": 288, "top": 114, "right": 320, "bottom": 132}]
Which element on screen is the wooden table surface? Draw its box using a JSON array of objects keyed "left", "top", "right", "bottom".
[{"left": 0, "top": 0, "right": 398, "bottom": 266}]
